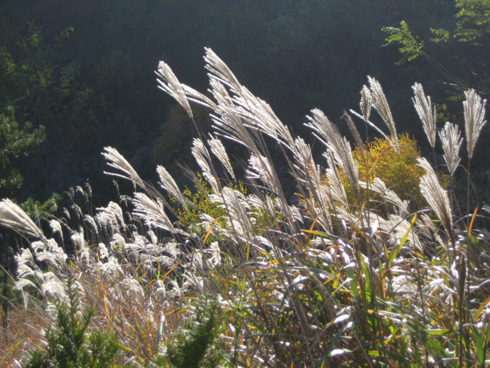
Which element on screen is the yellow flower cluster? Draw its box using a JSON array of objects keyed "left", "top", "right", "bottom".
[{"left": 353, "top": 133, "right": 425, "bottom": 207}]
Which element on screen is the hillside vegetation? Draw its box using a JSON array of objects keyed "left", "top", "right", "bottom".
[{"left": 0, "top": 48, "right": 488, "bottom": 367}]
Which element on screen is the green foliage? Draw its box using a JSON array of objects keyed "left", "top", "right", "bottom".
[
  {"left": 382, "top": 0, "right": 490, "bottom": 100},
  {"left": 0, "top": 106, "right": 45, "bottom": 197},
  {"left": 382, "top": 21, "right": 424, "bottom": 64},
  {"left": 454, "top": 0, "right": 490, "bottom": 41},
  {"left": 175, "top": 174, "right": 276, "bottom": 240},
  {"left": 25, "top": 278, "right": 123, "bottom": 368},
  {"left": 174, "top": 175, "right": 228, "bottom": 236},
  {"left": 20, "top": 193, "right": 61, "bottom": 220},
  {"left": 163, "top": 301, "right": 224, "bottom": 368}
]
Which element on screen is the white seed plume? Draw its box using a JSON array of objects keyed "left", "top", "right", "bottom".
[
  {"left": 157, "top": 165, "right": 187, "bottom": 207},
  {"left": 417, "top": 157, "right": 453, "bottom": 236},
  {"left": 49, "top": 219, "right": 63, "bottom": 242},
  {"left": 361, "top": 177, "right": 410, "bottom": 217},
  {"left": 0, "top": 199, "right": 45, "bottom": 240},
  {"left": 246, "top": 153, "right": 281, "bottom": 196},
  {"left": 102, "top": 146, "right": 145, "bottom": 189},
  {"left": 156, "top": 61, "right": 193, "bottom": 119},
  {"left": 367, "top": 76, "right": 399, "bottom": 151},
  {"left": 439, "top": 122, "right": 462, "bottom": 176},
  {"left": 234, "top": 87, "right": 295, "bottom": 150},
  {"left": 324, "top": 151, "right": 348, "bottom": 207},
  {"left": 208, "top": 78, "right": 258, "bottom": 155},
  {"left": 208, "top": 135, "right": 236, "bottom": 180},
  {"left": 306, "top": 109, "right": 359, "bottom": 194},
  {"left": 96, "top": 202, "right": 126, "bottom": 233},
  {"left": 412, "top": 82, "right": 437, "bottom": 148},
  {"left": 204, "top": 47, "right": 242, "bottom": 94},
  {"left": 132, "top": 192, "right": 185, "bottom": 235},
  {"left": 218, "top": 187, "right": 253, "bottom": 239},
  {"left": 463, "top": 89, "right": 487, "bottom": 160},
  {"left": 360, "top": 85, "right": 372, "bottom": 122},
  {"left": 191, "top": 138, "right": 219, "bottom": 194}
]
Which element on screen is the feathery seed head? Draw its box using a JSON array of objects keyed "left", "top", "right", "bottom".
[
  {"left": 367, "top": 76, "right": 399, "bottom": 151},
  {"left": 463, "top": 89, "right": 487, "bottom": 160},
  {"left": 306, "top": 109, "right": 359, "bottom": 194},
  {"left": 157, "top": 165, "right": 187, "bottom": 207},
  {"left": 102, "top": 147, "right": 145, "bottom": 190},
  {"left": 208, "top": 135, "right": 236, "bottom": 180},
  {"left": 439, "top": 122, "right": 462, "bottom": 176},
  {"left": 412, "top": 82, "right": 437, "bottom": 148},
  {"left": 156, "top": 61, "right": 193, "bottom": 119},
  {"left": 360, "top": 85, "right": 372, "bottom": 122},
  {"left": 0, "top": 199, "right": 45, "bottom": 240},
  {"left": 417, "top": 157, "right": 453, "bottom": 237}
]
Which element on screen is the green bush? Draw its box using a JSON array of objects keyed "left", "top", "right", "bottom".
[{"left": 25, "top": 278, "right": 123, "bottom": 368}]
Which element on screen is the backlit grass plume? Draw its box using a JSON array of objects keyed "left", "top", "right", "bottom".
[
  {"left": 463, "top": 89, "right": 487, "bottom": 160},
  {"left": 367, "top": 76, "right": 399, "bottom": 151},
  {"left": 412, "top": 82, "right": 437, "bottom": 148},
  {"left": 417, "top": 157, "right": 454, "bottom": 244},
  {"left": 439, "top": 121, "right": 463, "bottom": 176},
  {"left": 0, "top": 198, "right": 45, "bottom": 240},
  {"left": 2, "top": 48, "right": 489, "bottom": 368}
]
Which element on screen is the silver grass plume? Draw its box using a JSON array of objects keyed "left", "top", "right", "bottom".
[
  {"left": 324, "top": 151, "right": 349, "bottom": 208},
  {"left": 306, "top": 109, "right": 359, "bottom": 195},
  {"left": 291, "top": 137, "right": 323, "bottom": 189},
  {"left": 181, "top": 83, "right": 217, "bottom": 111},
  {"left": 211, "top": 187, "right": 253, "bottom": 240},
  {"left": 156, "top": 56, "right": 218, "bottom": 114},
  {"left": 463, "top": 89, "right": 487, "bottom": 160},
  {"left": 417, "top": 157, "right": 453, "bottom": 239},
  {"left": 49, "top": 219, "right": 63, "bottom": 242},
  {"left": 0, "top": 199, "right": 45, "bottom": 240},
  {"left": 208, "top": 135, "right": 236, "bottom": 180},
  {"left": 439, "top": 122, "right": 463, "bottom": 176},
  {"left": 412, "top": 82, "right": 437, "bottom": 148},
  {"left": 191, "top": 138, "right": 219, "bottom": 194},
  {"left": 361, "top": 177, "right": 410, "bottom": 217},
  {"left": 157, "top": 165, "right": 187, "bottom": 207},
  {"left": 367, "top": 76, "right": 399, "bottom": 151},
  {"left": 132, "top": 192, "right": 187, "bottom": 235},
  {"left": 233, "top": 87, "right": 295, "bottom": 150},
  {"left": 360, "top": 85, "right": 372, "bottom": 122},
  {"left": 156, "top": 61, "right": 193, "bottom": 119},
  {"left": 246, "top": 153, "right": 282, "bottom": 196},
  {"left": 204, "top": 47, "right": 243, "bottom": 94},
  {"left": 31, "top": 239, "right": 67, "bottom": 270},
  {"left": 208, "top": 78, "right": 260, "bottom": 156},
  {"left": 205, "top": 49, "right": 295, "bottom": 151},
  {"left": 102, "top": 146, "right": 145, "bottom": 190},
  {"left": 343, "top": 112, "right": 365, "bottom": 154},
  {"left": 96, "top": 201, "right": 126, "bottom": 233},
  {"left": 83, "top": 215, "right": 99, "bottom": 243}
]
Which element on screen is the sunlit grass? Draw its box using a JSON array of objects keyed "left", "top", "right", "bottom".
[{"left": 0, "top": 48, "right": 488, "bottom": 367}]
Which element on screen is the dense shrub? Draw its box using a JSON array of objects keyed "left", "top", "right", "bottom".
[{"left": 353, "top": 132, "right": 426, "bottom": 207}]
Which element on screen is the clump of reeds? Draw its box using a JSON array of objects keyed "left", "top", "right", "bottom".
[{"left": 0, "top": 48, "right": 488, "bottom": 367}]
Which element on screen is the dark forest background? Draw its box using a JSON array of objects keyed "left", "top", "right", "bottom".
[{"left": 0, "top": 0, "right": 488, "bottom": 207}]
